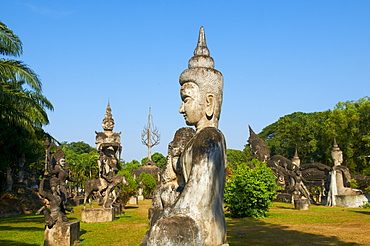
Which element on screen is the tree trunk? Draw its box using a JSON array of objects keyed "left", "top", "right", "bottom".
[{"left": 6, "top": 166, "right": 13, "bottom": 192}]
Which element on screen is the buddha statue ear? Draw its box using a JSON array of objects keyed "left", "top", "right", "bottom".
[{"left": 205, "top": 94, "right": 215, "bottom": 120}]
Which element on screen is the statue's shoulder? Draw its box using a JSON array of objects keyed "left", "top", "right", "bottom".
[{"left": 193, "top": 127, "right": 226, "bottom": 147}]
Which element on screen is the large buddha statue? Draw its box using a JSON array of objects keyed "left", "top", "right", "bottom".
[{"left": 141, "top": 27, "right": 227, "bottom": 246}]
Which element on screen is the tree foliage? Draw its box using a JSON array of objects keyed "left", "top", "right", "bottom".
[
  {"left": 0, "top": 21, "right": 53, "bottom": 190},
  {"left": 140, "top": 152, "right": 166, "bottom": 168},
  {"left": 224, "top": 159, "right": 278, "bottom": 218},
  {"left": 116, "top": 169, "right": 138, "bottom": 206},
  {"left": 138, "top": 172, "right": 156, "bottom": 198},
  {"left": 258, "top": 97, "right": 370, "bottom": 175},
  {"left": 62, "top": 142, "right": 98, "bottom": 191}
]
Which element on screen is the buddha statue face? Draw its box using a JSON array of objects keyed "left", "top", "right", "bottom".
[
  {"left": 332, "top": 150, "right": 343, "bottom": 166},
  {"left": 179, "top": 82, "right": 206, "bottom": 128}
]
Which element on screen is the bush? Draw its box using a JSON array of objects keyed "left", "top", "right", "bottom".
[
  {"left": 224, "top": 159, "right": 278, "bottom": 218},
  {"left": 116, "top": 170, "right": 138, "bottom": 206},
  {"left": 361, "top": 202, "right": 370, "bottom": 209},
  {"left": 138, "top": 172, "right": 157, "bottom": 198},
  {"left": 364, "top": 185, "right": 370, "bottom": 194},
  {"left": 350, "top": 179, "right": 359, "bottom": 189}
]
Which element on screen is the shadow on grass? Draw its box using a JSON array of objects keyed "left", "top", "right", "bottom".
[
  {"left": 0, "top": 240, "right": 39, "bottom": 246},
  {"left": 124, "top": 206, "right": 139, "bottom": 209},
  {"left": 349, "top": 210, "right": 370, "bottom": 216},
  {"left": 0, "top": 214, "right": 44, "bottom": 223},
  {"left": 0, "top": 225, "right": 43, "bottom": 231},
  {"left": 275, "top": 206, "right": 295, "bottom": 210},
  {"left": 227, "top": 218, "right": 359, "bottom": 246}
]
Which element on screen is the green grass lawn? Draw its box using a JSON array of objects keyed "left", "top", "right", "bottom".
[{"left": 1, "top": 200, "right": 370, "bottom": 245}]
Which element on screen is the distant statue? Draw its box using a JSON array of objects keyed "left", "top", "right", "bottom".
[
  {"left": 141, "top": 107, "right": 160, "bottom": 164},
  {"left": 92, "top": 102, "right": 123, "bottom": 207},
  {"left": 327, "top": 138, "right": 361, "bottom": 206},
  {"left": 248, "top": 125, "right": 270, "bottom": 162},
  {"left": 142, "top": 27, "right": 228, "bottom": 246}
]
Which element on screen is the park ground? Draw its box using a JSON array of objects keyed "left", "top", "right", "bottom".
[{"left": 1, "top": 200, "right": 370, "bottom": 245}]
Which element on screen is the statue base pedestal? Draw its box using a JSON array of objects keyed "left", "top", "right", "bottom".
[
  {"left": 44, "top": 221, "right": 80, "bottom": 246},
  {"left": 335, "top": 194, "right": 370, "bottom": 208},
  {"left": 294, "top": 198, "right": 310, "bottom": 210},
  {"left": 129, "top": 196, "right": 138, "bottom": 205},
  {"left": 113, "top": 203, "right": 124, "bottom": 215},
  {"left": 138, "top": 195, "right": 144, "bottom": 201},
  {"left": 81, "top": 207, "right": 115, "bottom": 223}
]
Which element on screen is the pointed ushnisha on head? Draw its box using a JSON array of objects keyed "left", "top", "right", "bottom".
[
  {"left": 102, "top": 102, "right": 115, "bottom": 131},
  {"left": 188, "top": 27, "right": 214, "bottom": 69},
  {"left": 179, "top": 27, "right": 223, "bottom": 124},
  {"left": 292, "top": 149, "right": 300, "bottom": 167},
  {"left": 331, "top": 137, "right": 343, "bottom": 166}
]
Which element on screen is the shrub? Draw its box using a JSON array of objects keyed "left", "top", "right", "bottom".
[
  {"left": 361, "top": 202, "right": 370, "bottom": 209},
  {"left": 364, "top": 185, "right": 370, "bottom": 194},
  {"left": 138, "top": 172, "right": 157, "bottom": 198},
  {"left": 350, "top": 179, "right": 358, "bottom": 189},
  {"left": 116, "top": 170, "right": 138, "bottom": 206},
  {"left": 224, "top": 159, "right": 278, "bottom": 218}
]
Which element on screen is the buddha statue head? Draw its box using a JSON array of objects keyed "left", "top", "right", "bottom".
[
  {"left": 331, "top": 138, "right": 343, "bottom": 166},
  {"left": 179, "top": 27, "right": 224, "bottom": 131}
]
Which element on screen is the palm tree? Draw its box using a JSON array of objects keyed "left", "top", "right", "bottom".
[{"left": 0, "top": 21, "right": 54, "bottom": 190}]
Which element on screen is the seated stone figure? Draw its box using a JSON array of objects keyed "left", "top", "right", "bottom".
[
  {"left": 141, "top": 27, "right": 228, "bottom": 246},
  {"left": 149, "top": 127, "right": 195, "bottom": 227},
  {"left": 327, "top": 139, "right": 361, "bottom": 206}
]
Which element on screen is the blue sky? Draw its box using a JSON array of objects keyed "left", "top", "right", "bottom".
[{"left": 2, "top": 1, "right": 370, "bottom": 162}]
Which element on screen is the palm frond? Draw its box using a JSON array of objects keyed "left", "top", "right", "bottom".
[
  {"left": 0, "top": 21, "right": 22, "bottom": 57},
  {"left": 0, "top": 59, "right": 42, "bottom": 92}
]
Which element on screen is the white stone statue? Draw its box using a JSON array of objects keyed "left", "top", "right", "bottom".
[
  {"left": 326, "top": 138, "right": 361, "bottom": 206},
  {"left": 141, "top": 27, "right": 228, "bottom": 246}
]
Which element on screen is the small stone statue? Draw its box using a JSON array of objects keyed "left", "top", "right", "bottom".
[
  {"left": 142, "top": 27, "right": 228, "bottom": 246},
  {"left": 37, "top": 145, "right": 74, "bottom": 228},
  {"left": 37, "top": 177, "right": 68, "bottom": 228}
]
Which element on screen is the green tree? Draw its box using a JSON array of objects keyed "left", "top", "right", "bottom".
[
  {"left": 121, "top": 159, "right": 141, "bottom": 173},
  {"left": 140, "top": 152, "right": 166, "bottom": 168},
  {"left": 62, "top": 142, "right": 98, "bottom": 191},
  {"left": 0, "top": 21, "right": 53, "bottom": 190},
  {"left": 138, "top": 172, "right": 156, "bottom": 198},
  {"left": 259, "top": 111, "right": 331, "bottom": 164},
  {"left": 226, "top": 148, "right": 252, "bottom": 170},
  {"left": 224, "top": 159, "right": 278, "bottom": 218},
  {"left": 325, "top": 97, "right": 370, "bottom": 173},
  {"left": 62, "top": 141, "right": 95, "bottom": 155}
]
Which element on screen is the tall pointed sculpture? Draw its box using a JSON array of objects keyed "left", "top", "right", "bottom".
[
  {"left": 141, "top": 27, "right": 228, "bottom": 246},
  {"left": 141, "top": 107, "right": 160, "bottom": 164}
]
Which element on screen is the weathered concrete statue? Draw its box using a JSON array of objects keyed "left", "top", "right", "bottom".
[
  {"left": 141, "top": 27, "right": 228, "bottom": 246},
  {"left": 248, "top": 125, "right": 270, "bottom": 163},
  {"left": 149, "top": 127, "right": 195, "bottom": 227},
  {"left": 37, "top": 144, "right": 73, "bottom": 228},
  {"left": 84, "top": 102, "right": 123, "bottom": 208},
  {"left": 326, "top": 138, "right": 361, "bottom": 206}
]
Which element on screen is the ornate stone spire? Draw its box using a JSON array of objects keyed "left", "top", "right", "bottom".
[{"left": 102, "top": 101, "right": 115, "bottom": 131}]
